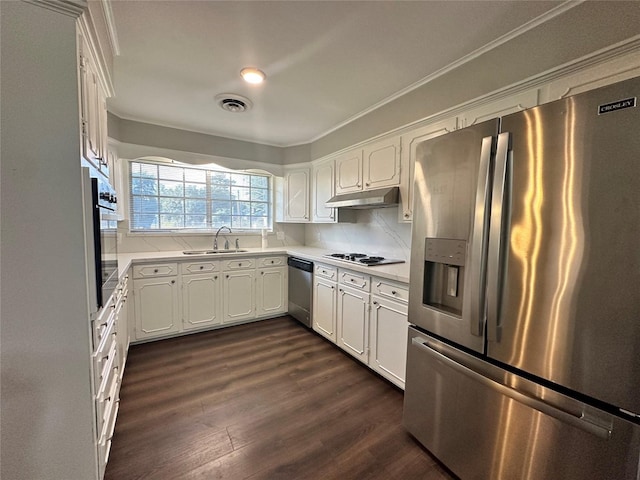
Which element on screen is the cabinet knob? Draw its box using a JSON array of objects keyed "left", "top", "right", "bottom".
[
  {"left": 373, "top": 301, "right": 378, "bottom": 305},
  {"left": 365, "top": 182, "right": 370, "bottom": 187},
  {"left": 226, "top": 275, "right": 229, "bottom": 279},
  {"left": 154, "top": 269, "right": 158, "bottom": 273},
  {"left": 171, "top": 280, "right": 175, "bottom": 284},
  {"left": 238, "top": 263, "right": 242, "bottom": 266},
  {"left": 404, "top": 213, "right": 410, "bottom": 218},
  {"left": 199, "top": 266, "right": 204, "bottom": 270},
  {"left": 214, "top": 276, "right": 218, "bottom": 279},
  {"left": 261, "top": 271, "right": 264, "bottom": 275},
  {"left": 391, "top": 290, "right": 397, "bottom": 295}
]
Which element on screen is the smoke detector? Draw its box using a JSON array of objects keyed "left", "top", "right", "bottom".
[{"left": 215, "top": 93, "right": 252, "bottom": 113}]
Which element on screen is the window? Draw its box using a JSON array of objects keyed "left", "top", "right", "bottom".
[{"left": 129, "top": 160, "right": 271, "bottom": 231}]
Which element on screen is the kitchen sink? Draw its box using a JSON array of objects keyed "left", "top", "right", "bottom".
[{"left": 182, "top": 249, "right": 248, "bottom": 255}]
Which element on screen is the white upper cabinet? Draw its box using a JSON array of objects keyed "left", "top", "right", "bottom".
[
  {"left": 335, "top": 149, "right": 363, "bottom": 194},
  {"left": 335, "top": 136, "right": 401, "bottom": 195},
  {"left": 539, "top": 50, "right": 640, "bottom": 104},
  {"left": 312, "top": 158, "right": 335, "bottom": 222},
  {"left": 282, "top": 168, "right": 310, "bottom": 223},
  {"left": 399, "top": 118, "right": 456, "bottom": 222},
  {"left": 457, "top": 89, "right": 539, "bottom": 129},
  {"left": 78, "top": 29, "right": 109, "bottom": 172},
  {"left": 362, "top": 136, "right": 401, "bottom": 190},
  {"left": 311, "top": 158, "right": 356, "bottom": 224}
]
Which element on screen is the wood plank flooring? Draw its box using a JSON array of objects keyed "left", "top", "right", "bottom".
[{"left": 105, "top": 316, "right": 456, "bottom": 480}]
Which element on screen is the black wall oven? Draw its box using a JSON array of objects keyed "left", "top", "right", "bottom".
[{"left": 84, "top": 164, "right": 118, "bottom": 309}]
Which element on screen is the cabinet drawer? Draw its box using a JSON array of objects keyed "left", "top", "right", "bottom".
[
  {"left": 92, "top": 298, "right": 116, "bottom": 351},
  {"left": 372, "top": 279, "right": 409, "bottom": 303},
  {"left": 93, "top": 329, "right": 117, "bottom": 391},
  {"left": 180, "top": 261, "right": 219, "bottom": 275},
  {"left": 222, "top": 258, "right": 255, "bottom": 270},
  {"left": 133, "top": 263, "right": 177, "bottom": 279},
  {"left": 257, "top": 256, "right": 286, "bottom": 268},
  {"left": 339, "top": 269, "right": 370, "bottom": 291},
  {"left": 315, "top": 263, "right": 337, "bottom": 280}
]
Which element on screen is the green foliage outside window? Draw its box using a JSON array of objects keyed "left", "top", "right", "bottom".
[{"left": 129, "top": 161, "right": 271, "bottom": 231}]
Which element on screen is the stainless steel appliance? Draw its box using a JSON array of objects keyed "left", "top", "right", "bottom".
[
  {"left": 82, "top": 164, "right": 118, "bottom": 310},
  {"left": 323, "top": 253, "right": 405, "bottom": 266},
  {"left": 287, "top": 257, "right": 313, "bottom": 328},
  {"left": 404, "top": 77, "right": 640, "bottom": 479}
]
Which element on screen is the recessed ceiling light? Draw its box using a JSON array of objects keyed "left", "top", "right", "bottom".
[{"left": 240, "top": 67, "right": 266, "bottom": 84}]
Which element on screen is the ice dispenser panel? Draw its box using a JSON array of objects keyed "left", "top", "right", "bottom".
[{"left": 423, "top": 238, "right": 466, "bottom": 317}]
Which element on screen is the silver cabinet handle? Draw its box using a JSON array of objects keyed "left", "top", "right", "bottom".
[{"left": 411, "top": 338, "right": 613, "bottom": 440}]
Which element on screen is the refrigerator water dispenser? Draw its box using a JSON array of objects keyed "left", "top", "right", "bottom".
[{"left": 422, "top": 238, "right": 466, "bottom": 317}]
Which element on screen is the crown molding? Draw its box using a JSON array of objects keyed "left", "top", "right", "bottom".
[
  {"left": 24, "top": 0, "right": 87, "bottom": 18},
  {"left": 308, "top": 0, "right": 583, "bottom": 144},
  {"left": 100, "top": 0, "right": 120, "bottom": 56}
]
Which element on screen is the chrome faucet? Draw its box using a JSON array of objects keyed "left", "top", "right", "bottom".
[{"left": 214, "top": 225, "right": 231, "bottom": 250}]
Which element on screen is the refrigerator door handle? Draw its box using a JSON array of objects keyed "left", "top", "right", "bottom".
[
  {"left": 487, "top": 132, "right": 511, "bottom": 343},
  {"left": 466, "top": 136, "right": 494, "bottom": 337},
  {"left": 411, "top": 337, "right": 613, "bottom": 440}
]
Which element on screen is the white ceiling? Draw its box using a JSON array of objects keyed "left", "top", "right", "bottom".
[{"left": 107, "top": 1, "right": 566, "bottom": 147}]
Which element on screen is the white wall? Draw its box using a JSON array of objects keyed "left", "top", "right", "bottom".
[{"left": 0, "top": 3, "right": 97, "bottom": 479}]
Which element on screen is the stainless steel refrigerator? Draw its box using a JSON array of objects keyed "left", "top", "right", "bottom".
[{"left": 403, "top": 76, "right": 640, "bottom": 480}]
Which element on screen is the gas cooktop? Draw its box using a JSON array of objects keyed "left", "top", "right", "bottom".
[{"left": 323, "top": 253, "right": 405, "bottom": 266}]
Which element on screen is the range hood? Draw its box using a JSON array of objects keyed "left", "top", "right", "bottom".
[{"left": 325, "top": 186, "right": 399, "bottom": 209}]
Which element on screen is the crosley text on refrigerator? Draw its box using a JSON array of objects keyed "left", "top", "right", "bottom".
[{"left": 403, "top": 76, "right": 640, "bottom": 480}]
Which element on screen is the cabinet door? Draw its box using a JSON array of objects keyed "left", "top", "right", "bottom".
[
  {"left": 369, "top": 295, "right": 408, "bottom": 389},
  {"left": 133, "top": 277, "right": 179, "bottom": 339},
  {"left": 257, "top": 266, "right": 287, "bottom": 317},
  {"left": 363, "top": 137, "right": 401, "bottom": 190},
  {"left": 222, "top": 270, "right": 255, "bottom": 323},
  {"left": 284, "top": 169, "right": 310, "bottom": 222},
  {"left": 312, "top": 159, "right": 336, "bottom": 223},
  {"left": 458, "top": 89, "right": 538, "bottom": 129},
  {"left": 399, "top": 118, "right": 456, "bottom": 222},
  {"left": 335, "top": 149, "right": 363, "bottom": 194},
  {"left": 182, "top": 273, "right": 222, "bottom": 330},
  {"left": 313, "top": 278, "right": 337, "bottom": 342},
  {"left": 337, "top": 285, "right": 370, "bottom": 363}
]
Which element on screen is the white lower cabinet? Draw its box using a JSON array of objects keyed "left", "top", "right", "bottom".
[
  {"left": 257, "top": 265, "right": 287, "bottom": 317},
  {"left": 369, "top": 294, "right": 408, "bottom": 389},
  {"left": 182, "top": 272, "right": 222, "bottom": 330},
  {"left": 337, "top": 285, "right": 370, "bottom": 363},
  {"left": 222, "top": 269, "right": 256, "bottom": 323},
  {"left": 313, "top": 267, "right": 338, "bottom": 342},
  {"left": 133, "top": 275, "right": 180, "bottom": 339},
  {"left": 312, "top": 266, "right": 409, "bottom": 389}
]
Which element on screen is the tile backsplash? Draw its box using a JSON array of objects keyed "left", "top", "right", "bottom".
[
  {"left": 304, "top": 207, "right": 412, "bottom": 260},
  {"left": 117, "top": 208, "right": 411, "bottom": 258}
]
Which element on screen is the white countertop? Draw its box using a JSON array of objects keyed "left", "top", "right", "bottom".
[{"left": 118, "top": 246, "right": 410, "bottom": 284}]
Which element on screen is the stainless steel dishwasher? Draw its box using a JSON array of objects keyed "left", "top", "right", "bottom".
[{"left": 287, "top": 257, "right": 313, "bottom": 328}]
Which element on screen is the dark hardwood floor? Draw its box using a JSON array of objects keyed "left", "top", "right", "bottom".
[{"left": 105, "top": 316, "right": 456, "bottom": 480}]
